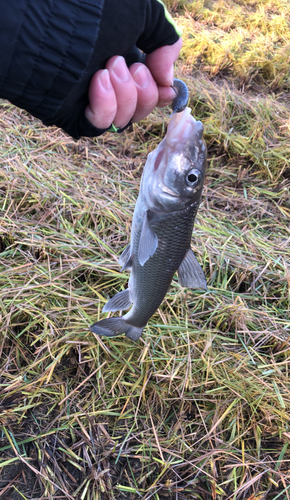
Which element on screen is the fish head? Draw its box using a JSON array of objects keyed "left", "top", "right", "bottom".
[{"left": 142, "top": 108, "right": 207, "bottom": 213}]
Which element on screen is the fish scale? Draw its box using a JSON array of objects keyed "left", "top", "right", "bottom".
[{"left": 126, "top": 202, "right": 199, "bottom": 327}]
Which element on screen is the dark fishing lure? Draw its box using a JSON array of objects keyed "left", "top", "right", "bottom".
[{"left": 172, "top": 79, "right": 189, "bottom": 113}]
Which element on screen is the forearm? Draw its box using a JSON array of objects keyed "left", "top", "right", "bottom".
[{"left": 0, "top": 0, "right": 181, "bottom": 139}]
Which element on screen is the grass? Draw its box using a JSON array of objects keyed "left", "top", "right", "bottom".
[{"left": 0, "top": 0, "right": 290, "bottom": 498}]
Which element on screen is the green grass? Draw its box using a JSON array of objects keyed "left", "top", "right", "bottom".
[{"left": 0, "top": 0, "right": 290, "bottom": 499}]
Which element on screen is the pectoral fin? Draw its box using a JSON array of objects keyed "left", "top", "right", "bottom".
[
  {"left": 102, "top": 289, "right": 133, "bottom": 313},
  {"left": 138, "top": 211, "right": 158, "bottom": 266},
  {"left": 118, "top": 244, "right": 132, "bottom": 271},
  {"left": 178, "top": 249, "right": 207, "bottom": 290}
]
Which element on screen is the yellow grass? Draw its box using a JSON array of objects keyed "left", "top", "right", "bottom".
[{"left": 0, "top": 1, "right": 290, "bottom": 498}]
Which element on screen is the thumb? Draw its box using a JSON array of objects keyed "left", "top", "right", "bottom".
[{"left": 146, "top": 38, "right": 182, "bottom": 87}]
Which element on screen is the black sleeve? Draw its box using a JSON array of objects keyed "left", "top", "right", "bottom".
[
  {"left": 0, "top": 0, "right": 181, "bottom": 140},
  {"left": 138, "top": 0, "right": 182, "bottom": 53}
]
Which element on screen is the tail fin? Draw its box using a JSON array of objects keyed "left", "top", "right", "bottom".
[{"left": 90, "top": 317, "right": 144, "bottom": 342}]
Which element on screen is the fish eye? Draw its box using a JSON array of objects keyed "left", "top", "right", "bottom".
[{"left": 186, "top": 169, "right": 202, "bottom": 187}]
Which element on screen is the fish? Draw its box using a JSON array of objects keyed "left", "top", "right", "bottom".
[{"left": 90, "top": 82, "right": 207, "bottom": 341}]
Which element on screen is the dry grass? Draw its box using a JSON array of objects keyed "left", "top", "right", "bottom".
[
  {"left": 0, "top": 0, "right": 290, "bottom": 499},
  {"left": 177, "top": 0, "right": 290, "bottom": 90}
]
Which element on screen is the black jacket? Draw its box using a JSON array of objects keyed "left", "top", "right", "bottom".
[{"left": 0, "top": 0, "right": 180, "bottom": 139}]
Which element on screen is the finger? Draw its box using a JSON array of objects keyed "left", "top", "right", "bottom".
[
  {"left": 85, "top": 69, "right": 117, "bottom": 129},
  {"left": 155, "top": 85, "right": 177, "bottom": 108},
  {"left": 146, "top": 38, "right": 183, "bottom": 87},
  {"left": 129, "top": 63, "right": 159, "bottom": 123},
  {"left": 106, "top": 56, "right": 138, "bottom": 129}
]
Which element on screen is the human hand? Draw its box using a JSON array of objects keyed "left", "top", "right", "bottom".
[{"left": 85, "top": 38, "right": 183, "bottom": 130}]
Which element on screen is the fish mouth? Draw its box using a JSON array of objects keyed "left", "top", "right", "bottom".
[{"left": 166, "top": 107, "right": 194, "bottom": 147}]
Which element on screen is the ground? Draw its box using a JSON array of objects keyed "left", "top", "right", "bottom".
[{"left": 0, "top": 1, "right": 290, "bottom": 499}]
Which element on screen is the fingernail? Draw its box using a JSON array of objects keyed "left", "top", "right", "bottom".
[
  {"left": 163, "top": 88, "right": 177, "bottom": 107},
  {"left": 169, "top": 66, "right": 174, "bottom": 86},
  {"left": 169, "top": 87, "right": 177, "bottom": 100},
  {"left": 112, "top": 56, "right": 130, "bottom": 82},
  {"left": 99, "top": 69, "right": 112, "bottom": 91},
  {"left": 132, "top": 65, "right": 150, "bottom": 88}
]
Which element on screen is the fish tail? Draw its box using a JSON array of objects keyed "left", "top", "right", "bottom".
[{"left": 90, "top": 317, "right": 144, "bottom": 342}]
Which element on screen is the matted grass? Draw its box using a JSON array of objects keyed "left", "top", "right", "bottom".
[{"left": 0, "top": 1, "right": 290, "bottom": 499}]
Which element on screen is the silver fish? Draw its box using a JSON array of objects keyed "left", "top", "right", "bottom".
[{"left": 90, "top": 105, "right": 207, "bottom": 341}]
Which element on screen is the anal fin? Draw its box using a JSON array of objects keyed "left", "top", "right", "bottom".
[
  {"left": 102, "top": 289, "right": 132, "bottom": 313},
  {"left": 178, "top": 249, "right": 207, "bottom": 290}
]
